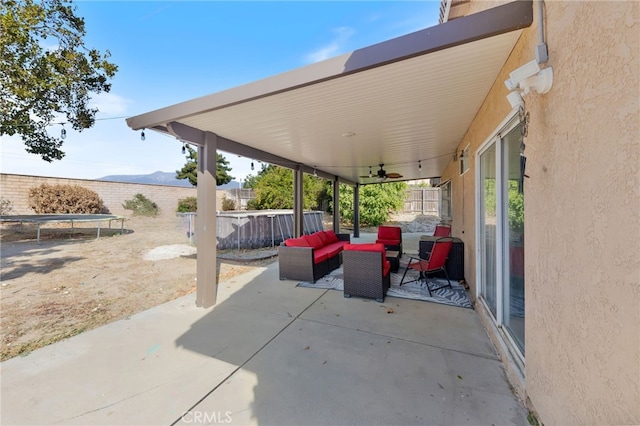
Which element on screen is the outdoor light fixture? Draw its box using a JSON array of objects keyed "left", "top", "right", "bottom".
[
  {"left": 418, "top": 160, "right": 422, "bottom": 170},
  {"left": 182, "top": 143, "right": 186, "bottom": 154},
  {"left": 60, "top": 124, "right": 66, "bottom": 140},
  {"left": 140, "top": 129, "right": 146, "bottom": 141},
  {"left": 251, "top": 161, "right": 254, "bottom": 171},
  {"left": 368, "top": 166, "right": 373, "bottom": 178},
  {"left": 504, "top": 59, "right": 553, "bottom": 108},
  {"left": 507, "top": 91, "right": 525, "bottom": 109}
]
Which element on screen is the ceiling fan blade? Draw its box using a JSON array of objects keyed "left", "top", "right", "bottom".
[{"left": 385, "top": 173, "right": 403, "bottom": 179}]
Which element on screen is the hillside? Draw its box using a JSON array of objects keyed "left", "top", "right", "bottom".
[{"left": 97, "top": 171, "right": 240, "bottom": 189}]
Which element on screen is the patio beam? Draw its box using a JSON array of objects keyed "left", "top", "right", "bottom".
[{"left": 166, "top": 121, "right": 356, "bottom": 185}]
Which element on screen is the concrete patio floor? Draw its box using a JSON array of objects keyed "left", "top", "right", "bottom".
[{"left": 1, "top": 234, "right": 529, "bottom": 425}]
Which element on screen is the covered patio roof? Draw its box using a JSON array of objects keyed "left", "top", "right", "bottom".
[{"left": 126, "top": 0, "right": 532, "bottom": 185}]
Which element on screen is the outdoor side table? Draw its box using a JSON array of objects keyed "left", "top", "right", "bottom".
[{"left": 385, "top": 250, "right": 401, "bottom": 273}]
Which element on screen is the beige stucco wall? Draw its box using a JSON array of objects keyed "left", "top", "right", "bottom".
[{"left": 441, "top": 1, "right": 639, "bottom": 424}]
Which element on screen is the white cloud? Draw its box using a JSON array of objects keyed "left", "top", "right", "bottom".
[
  {"left": 89, "top": 92, "right": 131, "bottom": 116},
  {"left": 305, "top": 27, "right": 355, "bottom": 63}
]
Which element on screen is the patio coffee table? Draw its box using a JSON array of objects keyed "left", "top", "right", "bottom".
[{"left": 386, "top": 250, "right": 400, "bottom": 273}]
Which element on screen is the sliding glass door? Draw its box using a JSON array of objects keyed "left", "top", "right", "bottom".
[
  {"left": 502, "top": 125, "right": 525, "bottom": 352},
  {"left": 477, "top": 118, "right": 525, "bottom": 356},
  {"left": 479, "top": 144, "right": 497, "bottom": 317}
]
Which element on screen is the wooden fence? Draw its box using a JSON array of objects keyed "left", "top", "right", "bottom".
[{"left": 403, "top": 188, "right": 440, "bottom": 215}]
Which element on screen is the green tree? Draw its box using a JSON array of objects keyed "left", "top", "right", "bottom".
[
  {"left": 1, "top": 0, "right": 118, "bottom": 162},
  {"left": 244, "top": 164, "right": 328, "bottom": 210},
  {"left": 338, "top": 182, "right": 407, "bottom": 227},
  {"left": 175, "top": 145, "right": 234, "bottom": 186}
]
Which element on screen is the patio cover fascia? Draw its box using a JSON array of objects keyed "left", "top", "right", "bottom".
[{"left": 126, "top": 1, "right": 532, "bottom": 308}]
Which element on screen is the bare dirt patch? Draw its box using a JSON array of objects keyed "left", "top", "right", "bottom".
[
  {"left": 0, "top": 212, "right": 438, "bottom": 361},
  {"left": 0, "top": 215, "right": 277, "bottom": 361}
]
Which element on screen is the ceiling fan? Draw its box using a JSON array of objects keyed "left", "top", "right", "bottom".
[{"left": 360, "top": 164, "right": 403, "bottom": 181}]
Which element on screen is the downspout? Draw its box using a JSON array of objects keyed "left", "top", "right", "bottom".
[{"left": 535, "top": 0, "right": 549, "bottom": 64}]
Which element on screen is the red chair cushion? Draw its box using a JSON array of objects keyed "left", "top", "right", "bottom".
[
  {"left": 377, "top": 226, "right": 401, "bottom": 240},
  {"left": 344, "top": 243, "right": 384, "bottom": 253},
  {"left": 285, "top": 237, "right": 310, "bottom": 247},
  {"left": 376, "top": 238, "right": 400, "bottom": 246},
  {"left": 434, "top": 225, "right": 451, "bottom": 237},
  {"left": 344, "top": 243, "right": 386, "bottom": 267},
  {"left": 382, "top": 259, "right": 391, "bottom": 277}
]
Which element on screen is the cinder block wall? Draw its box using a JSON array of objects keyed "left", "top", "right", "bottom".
[{"left": 0, "top": 173, "right": 198, "bottom": 218}]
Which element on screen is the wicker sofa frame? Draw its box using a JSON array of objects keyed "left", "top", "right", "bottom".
[
  {"left": 278, "top": 233, "right": 350, "bottom": 283},
  {"left": 342, "top": 247, "right": 391, "bottom": 303}
]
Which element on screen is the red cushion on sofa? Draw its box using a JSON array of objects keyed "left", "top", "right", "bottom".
[
  {"left": 322, "top": 243, "right": 343, "bottom": 258},
  {"left": 316, "top": 231, "right": 330, "bottom": 245},
  {"left": 324, "top": 230, "right": 340, "bottom": 243},
  {"left": 313, "top": 250, "right": 329, "bottom": 264},
  {"left": 377, "top": 226, "right": 401, "bottom": 241},
  {"left": 303, "top": 233, "right": 324, "bottom": 249},
  {"left": 285, "top": 237, "right": 310, "bottom": 247}
]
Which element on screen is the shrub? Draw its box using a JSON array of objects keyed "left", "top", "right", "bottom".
[
  {"left": 177, "top": 196, "right": 197, "bottom": 213},
  {"left": 337, "top": 182, "right": 407, "bottom": 227},
  {"left": 28, "top": 184, "right": 105, "bottom": 214},
  {"left": 221, "top": 195, "right": 236, "bottom": 211},
  {"left": 0, "top": 198, "right": 13, "bottom": 215},
  {"left": 123, "top": 193, "right": 159, "bottom": 217}
]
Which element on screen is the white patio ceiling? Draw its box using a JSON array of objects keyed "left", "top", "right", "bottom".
[{"left": 127, "top": 1, "right": 532, "bottom": 185}]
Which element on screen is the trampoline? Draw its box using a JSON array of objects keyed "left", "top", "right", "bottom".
[{"left": 0, "top": 214, "right": 126, "bottom": 244}]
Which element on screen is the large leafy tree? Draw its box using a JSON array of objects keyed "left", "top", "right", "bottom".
[
  {"left": 1, "top": 0, "right": 118, "bottom": 161},
  {"left": 175, "top": 145, "right": 234, "bottom": 187},
  {"left": 244, "top": 164, "right": 329, "bottom": 210},
  {"left": 338, "top": 181, "right": 407, "bottom": 227}
]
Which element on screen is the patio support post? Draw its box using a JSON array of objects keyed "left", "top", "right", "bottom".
[
  {"left": 293, "top": 165, "right": 304, "bottom": 237},
  {"left": 353, "top": 183, "right": 360, "bottom": 238},
  {"left": 332, "top": 176, "right": 340, "bottom": 234},
  {"left": 196, "top": 132, "right": 218, "bottom": 308}
]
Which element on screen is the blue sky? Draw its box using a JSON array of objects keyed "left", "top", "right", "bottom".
[{"left": 1, "top": 1, "right": 441, "bottom": 183}]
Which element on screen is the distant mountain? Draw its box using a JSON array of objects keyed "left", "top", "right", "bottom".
[{"left": 97, "top": 171, "right": 240, "bottom": 189}]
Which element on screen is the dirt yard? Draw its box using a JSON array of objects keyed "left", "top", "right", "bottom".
[
  {"left": 0, "top": 215, "right": 277, "bottom": 361},
  {"left": 0, "top": 212, "right": 439, "bottom": 361}
]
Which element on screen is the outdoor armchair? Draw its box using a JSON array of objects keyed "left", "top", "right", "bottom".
[
  {"left": 399, "top": 237, "right": 453, "bottom": 296},
  {"left": 342, "top": 243, "right": 391, "bottom": 303},
  {"left": 375, "top": 225, "right": 403, "bottom": 256}
]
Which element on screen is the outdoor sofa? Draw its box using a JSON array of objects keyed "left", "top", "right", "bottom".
[{"left": 278, "top": 230, "right": 350, "bottom": 283}]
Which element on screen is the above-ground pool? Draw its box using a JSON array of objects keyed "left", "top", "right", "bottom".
[{"left": 177, "top": 210, "right": 325, "bottom": 250}]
